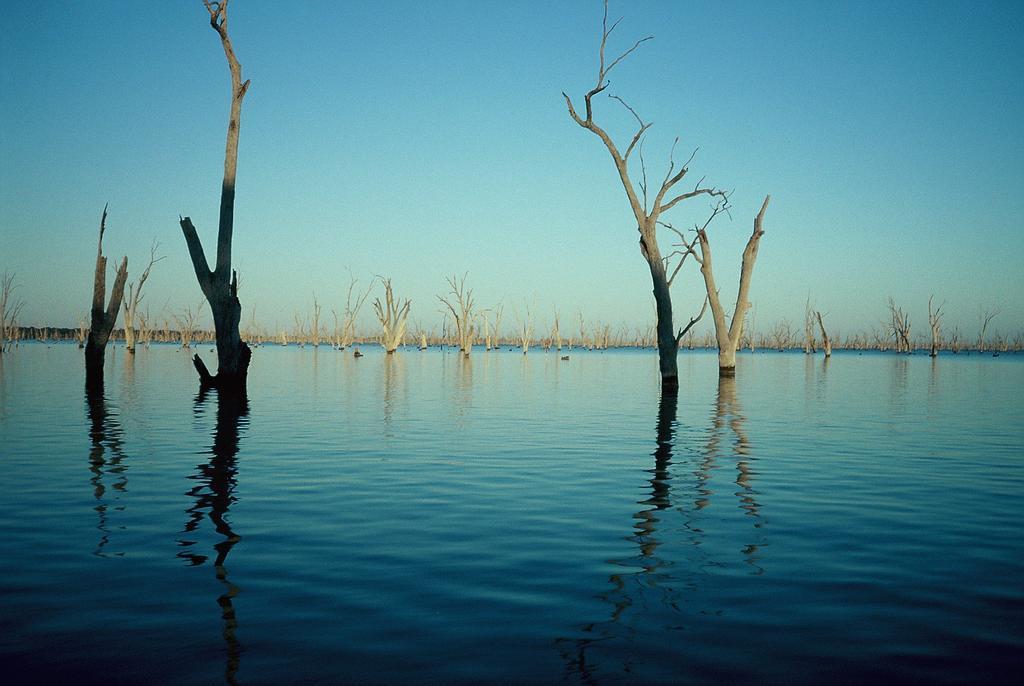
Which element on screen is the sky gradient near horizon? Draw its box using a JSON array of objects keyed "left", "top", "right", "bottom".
[{"left": 2, "top": 1, "right": 1022, "bottom": 339}]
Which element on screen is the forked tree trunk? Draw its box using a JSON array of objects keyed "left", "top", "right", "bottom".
[
  {"left": 697, "top": 197, "right": 770, "bottom": 376},
  {"left": 180, "top": 0, "right": 251, "bottom": 389},
  {"left": 85, "top": 206, "right": 128, "bottom": 389},
  {"left": 564, "top": 2, "right": 723, "bottom": 389},
  {"left": 928, "top": 295, "right": 943, "bottom": 358}
]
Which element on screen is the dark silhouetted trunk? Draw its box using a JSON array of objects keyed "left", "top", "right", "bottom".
[
  {"left": 180, "top": 1, "right": 252, "bottom": 390},
  {"left": 85, "top": 205, "right": 128, "bottom": 390}
]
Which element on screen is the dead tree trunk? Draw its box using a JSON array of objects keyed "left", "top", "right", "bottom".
[
  {"left": 123, "top": 242, "right": 163, "bottom": 354},
  {"left": 977, "top": 307, "right": 999, "bottom": 353},
  {"left": 310, "top": 294, "right": 322, "bottom": 347},
  {"left": 815, "top": 310, "right": 832, "bottom": 358},
  {"left": 695, "top": 197, "right": 770, "bottom": 376},
  {"left": 438, "top": 273, "right": 476, "bottom": 356},
  {"left": 180, "top": 0, "right": 252, "bottom": 389},
  {"left": 928, "top": 296, "right": 943, "bottom": 358},
  {"left": 515, "top": 304, "right": 534, "bottom": 354},
  {"left": 803, "top": 296, "right": 817, "bottom": 354},
  {"left": 85, "top": 206, "right": 128, "bottom": 389},
  {"left": 887, "top": 298, "right": 912, "bottom": 353},
  {"left": 563, "top": 1, "right": 720, "bottom": 388},
  {"left": 336, "top": 272, "right": 372, "bottom": 349},
  {"left": 373, "top": 278, "right": 411, "bottom": 353},
  {"left": 1, "top": 271, "right": 26, "bottom": 354}
]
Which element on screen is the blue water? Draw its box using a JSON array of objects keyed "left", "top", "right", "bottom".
[{"left": 0, "top": 344, "right": 1021, "bottom": 684}]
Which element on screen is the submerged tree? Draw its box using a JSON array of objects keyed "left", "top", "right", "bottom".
[
  {"left": 927, "top": 296, "right": 944, "bottom": 358},
  {"left": 310, "top": 294, "right": 322, "bottom": 347},
  {"left": 815, "top": 310, "right": 832, "bottom": 358},
  {"left": 123, "top": 242, "right": 163, "bottom": 354},
  {"left": 515, "top": 303, "right": 534, "bottom": 354},
  {"left": 693, "top": 197, "right": 770, "bottom": 375},
  {"left": 1, "top": 271, "right": 25, "bottom": 354},
  {"left": 85, "top": 206, "right": 129, "bottom": 389},
  {"left": 180, "top": 0, "right": 252, "bottom": 389},
  {"left": 333, "top": 272, "right": 373, "bottom": 350},
  {"left": 977, "top": 306, "right": 999, "bottom": 353},
  {"left": 887, "top": 298, "right": 912, "bottom": 353},
  {"left": 438, "top": 273, "right": 476, "bottom": 357},
  {"left": 373, "top": 278, "right": 411, "bottom": 354},
  {"left": 803, "top": 295, "right": 817, "bottom": 355},
  {"left": 563, "top": 1, "right": 730, "bottom": 388}
]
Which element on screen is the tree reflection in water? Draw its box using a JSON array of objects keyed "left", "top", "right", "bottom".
[
  {"left": 558, "top": 377, "right": 765, "bottom": 681},
  {"left": 178, "top": 387, "right": 249, "bottom": 685},
  {"left": 85, "top": 382, "right": 128, "bottom": 558}
]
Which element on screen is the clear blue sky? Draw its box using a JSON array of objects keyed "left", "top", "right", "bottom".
[{"left": 2, "top": 1, "right": 1022, "bottom": 340}]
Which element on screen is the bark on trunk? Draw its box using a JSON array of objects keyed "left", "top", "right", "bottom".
[
  {"left": 124, "top": 318, "right": 136, "bottom": 354},
  {"left": 647, "top": 255, "right": 679, "bottom": 388},
  {"left": 85, "top": 206, "right": 128, "bottom": 390},
  {"left": 180, "top": 1, "right": 251, "bottom": 390},
  {"left": 816, "top": 311, "right": 832, "bottom": 358},
  {"left": 697, "top": 196, "right": 770, "bottom": 377}
]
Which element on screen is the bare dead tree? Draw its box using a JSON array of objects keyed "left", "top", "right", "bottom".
[
  {"left": 551, "top": 308, "right": 562, "bottom": 351},
  {"left": 479, "top": 312, "right": 492, "bottom": 350},
  {"left": 693, "top": 197, "right": 770, "bottom": 375},
  {"left": 85, "top": 206, "right": 129, "bottom": 388},
  {"left": 335, "top": 272, "right": 372, "bottom": 349},
  {"left": 407, "top": 319, "right": 428, "bottom": 350},
  {"left": 803, "top": 295, "right": 817, "bottom": 354},
  {"left": 927, "top": 296, "right": 944, "bottom": 358},
  {"left": 815, "top": 310, "right": 832, "bottom": 358},
  {"left": 175, "top": 301, "right": 205, "bottom": 349},
  {"left": 138, "top": 307, "right": 152, "bottom": 348},
  {"left": 373, "top": 277, "right": 411, "bottom": 354},
  {"left": 887, "top": 298, "right": 912, "bottom": 353},
  {"left": 977, "top": 306, "right": 999, "bottom": 352},
  {"left": 123, "top": 241, "right": 164, "bottom": 354},
  {"left": 488, "top": 303, "right": 505, "bottom": 349},
  {"left": 563, "top": 1, "right": 726, "bottom": 388},
  {"left": 292, "top": 312, "right": 307, "bottom": 346},
  {"left": 76, "top": 315, "right": 89, "bottom": 349},
  {"left": 438, "top": 273, "right": 476, "bottom": 356},
  {"left": 1, "top": 271, "right": 26, "bottom": 354},
  {"left": 515, "top": 304, "right": 534, "bottom": 354},
  {"left": 948, "top": 325, "right": 962, "bottom": 354},
  {"left": 310, "top": 293, "right": 322, "bottom": 347},
  {"left": 179, "top": 0, "right": 252, "bottom": 388}
]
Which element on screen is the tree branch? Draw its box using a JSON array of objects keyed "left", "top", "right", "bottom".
[
  {"left": 609, "top": 94, "right": 651, "bottom": 161},
  {"left": 676, "top": 296, "right": 708, "bottom": 343},
  {"left": 659, "top": 185, "right": 728, "bottom": 215},
  {"left": 179, "top": 216, "right": 213, "bottom": 295}
]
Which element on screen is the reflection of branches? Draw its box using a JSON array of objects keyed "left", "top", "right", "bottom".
[
  {"left": 708, "top": 377, "right": 763, "bottom": 572},
  {"left": 559, "top": 380, "right": 767, "bottom": 679},
  {"left": 85, "top": 385, "right": 128, "bottom": 557},
  {"left": 557, "top": 389, "right": 680, "bottom": 681},
  {"left": 179, "top": 387, "right": 249, "bottom": 685},
  {"left": 382, "top": 353, "right": 407, "bottom": 434}
]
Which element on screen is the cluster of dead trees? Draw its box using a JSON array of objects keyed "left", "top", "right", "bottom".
[
  {"left": 0, "top": 271, "right": 25, "bottom": 354},
  {"left": 7, "top": 1, "right": 1019, "bottom": 394}
]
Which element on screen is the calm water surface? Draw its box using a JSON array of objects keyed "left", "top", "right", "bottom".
[{"left": 0, "top": 344, "right": 1021, "bottom": 684}]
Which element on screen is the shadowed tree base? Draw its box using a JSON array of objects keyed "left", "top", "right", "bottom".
[
  {"left": 192, "top": 344, "right": 251, "bottom": 390},
  {"left": 84, "top": 342, "right": 106, "bottom": 391},
  {"left": 719, "top": 366, "right": 737, "bottom": 378}
]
